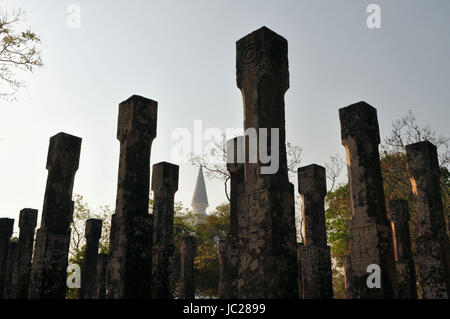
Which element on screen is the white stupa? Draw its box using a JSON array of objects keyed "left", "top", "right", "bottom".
[{"left": 191, "top": 166, "right": 209, "bottom": 224}]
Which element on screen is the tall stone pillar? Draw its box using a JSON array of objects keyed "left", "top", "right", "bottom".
[
  {"left": 11, "top": 209, "right": 38, "bottom": 299},
  {"left": 218, "top": 137, "right": 244, "bottom": 299},
  {"left": 80, "top": 218, "right": 102, "bottom": 299},
  {"left": 178, "top": 236, "right": 196, "bottom": 299},
  {"left": 298, "top": 164, "right": 333, "bottom": 299},
  {"left": 28, "top": 132, "right": 81, "bottom": 299},
  {"left": 96, "top": 253, "right": 108, "bottom": 299},
  {"left": 236, "top": 26, "right": 298, "bottom": 298},
  {"left": 2, "top": 241, "right": 17, "bottom": 298},
  {"left": 0, "top": 218, "right": 14, "bottom": 298},
  {"left": 406, "top": 141, "right": 450, "bottom": 298},
  {"left": 151, "top": 161, "right": 179, "bottom": 299},
  {"left": 339, "top": 102, "right": 397, "bottom": 298},
  {"left": 343, "top": 255, "right": 354, "bottom": 299},
  {"left": 297, "top": 243, "right": 304, "bottom": 299},
  {"left": 107, "top": 95, "right": 157, "bottom": 299},
  {"left": 389, "top": 199, "right": 417, "bottom": 299}
]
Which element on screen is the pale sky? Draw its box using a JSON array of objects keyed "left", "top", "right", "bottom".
[{"left": 1, "top": 1, "right": 449, "bottom": 236}]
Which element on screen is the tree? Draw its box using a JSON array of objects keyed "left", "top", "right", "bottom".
[
  {"left": 0, "top": 8, "right": 42, "bottom": 99},
  {"left": 189, "top": 135, "right": 302, "bottom": 201}
]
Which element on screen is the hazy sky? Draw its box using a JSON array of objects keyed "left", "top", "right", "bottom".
[{"left": 1, "top": 1, "right": 449, "bottom": 235}]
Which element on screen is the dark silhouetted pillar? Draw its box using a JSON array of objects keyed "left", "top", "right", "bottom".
[{"left": 29, "top": 132, "right": 81, "bottom": 299}]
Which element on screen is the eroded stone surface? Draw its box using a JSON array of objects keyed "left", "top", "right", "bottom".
[
  {"left": 151, "top": 161, "right": 179, "bottom": 299},
  {"left": 298, "top": 164, "right": 333, "bottom": 299},
  {"left": 236, "top": 26, "right": 298, "bottom": 299},
  {"left": 107, "top": 95, "right": 157, "bottom": 299},
  {"left": 2, "top": 240, "right": 17, "bottom": 298},
  {"left": 10, "top": 209, "right": 37, "bottom": 299},
  {"left": 389, "top": 199, "right": 417, "bottom": 299},
  {"left": 28, "top": 132, "right": 81, "bottom": 299},
  {"left": 406, "top": 141, "right": 450, "bottom": 298},
  {"left": 218, "top": 137, "right": 244, "bottom": 299},
  {"left": 96, "top": 253, "right": 108, "bottom": 299},
  {"left": 80, "top": 218, "right": 102, "bottom": 299},
  {"left": 178, "top": 236, "right": 196, "bottom": 299},
  {"left": 0, "top": 218, "right": 14, "bottom": 298},
  {"left": 339, "top": 102, "right": 397, "bottom": 298}
]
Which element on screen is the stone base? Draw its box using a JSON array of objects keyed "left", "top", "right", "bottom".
[
  {"left": 301, "top": 245, "right": 333, "bottom": 299},
  {"left": 349, "top": 223, "right": 397, "bottom": 299},
  {"left": 237, "top": 182, "right": 298, "bottom": 298},
  {"left": 107, "top": 214, "right": 153, "bottom": 298},
  {"left": 28, "top": 230, "right": 71, "bottom": 299},
  {"left": 218, "top": 234, "right": 238, "bottom": 299}
]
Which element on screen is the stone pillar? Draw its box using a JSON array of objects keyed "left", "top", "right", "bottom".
[
  {"left": 406, "top": 141, "right": 450, "bottom": 298},
  {"left": 11, "top": 208, "right": 38, "bottom": 299},
  {"left": 151, "top": 161, "right": 179, "bottom": 299},
  {"left": 389, "top": 200, "right": 417, "bottom": 299},
  {"left": 107, "top": 95, "right": 157, "bottom": 299},
  {"left": 80, "top": 218, "right": 102, "bottom": 299},
  {"left": 298, "top": 164, "right": 333, "bottom": 299},
  {"left": 218, "top": 137, "right": 244, "bottom": 299},
  {"left": 339, "top": 102, "right": 397, "bottom": 298},
  {"left": 178, "top": 236, "right": 196, "bottom": 299},
  {"left": 297, "top": 243, "right": 304, "bottom": 299},
  {"left": 28, "top": 132, "right": 81, "bottom": 299},
  {"left": 2, "top": 241, "right": 17, "bottom": 298},
  {"left": 0, "top": 218, "right": 14, "bottom": 298},
  {"left": 96, "top": 253, "right": 108, "bottom": 299},
  {"left": 343, "top": 255, "right": 354, "bottom": 299},
  {"left": 236, "top": 26, "right": 298, "bottom": 298}
]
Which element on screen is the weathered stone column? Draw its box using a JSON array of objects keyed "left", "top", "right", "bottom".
[
  {"left": 107, "top": 95, "right": 157, "bottom": 299},
  {"left": 11, "top": 209, "right": 38, "bottom": 299},
  {"left": 28, "top": 132, "right": 82, "bottom": 299},
  {"left": 151, "top": 161, "right": 179, "bottom": 299},
  {"left": 389, "top": 199, "right": 417, "bottom": 299},
  {"left": 406, "top": 141, "right": 450, "bottom": 298},
  {"left": 297, "top": 243, "right": 304, "bottom": 299},
  {"left": 2, "top": 240, "right": 17, "bottom": 298},
  {"left": 80, "top": 218, "right": 102, "bottom": 299},
  {"left": 343, "top": 255, "right": 354, "bottom": 299},
  {"left": 339, "top": 102, "right": 397, "bottom": 298},
  {"left": 298, "top": 164, "right": 333, "bottom": 299},
  {"left": 178, "top": 236, "right": 196, "bottom": 299},
  {"left": 236, "top": 26, "right": 298, "bottom": 298},
  {"left": 0, "top": 218, "right": 14, "bottom": 298},
  {"left": 218, "top": 137, "right": 244, "bottom": 299},
  {"left": 96, "top": 253, "right": 108, "bottom": 299}
]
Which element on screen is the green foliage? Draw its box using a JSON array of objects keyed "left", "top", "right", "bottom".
[{"left": 325, "top": 184, "right": 351, "bottom": 268}]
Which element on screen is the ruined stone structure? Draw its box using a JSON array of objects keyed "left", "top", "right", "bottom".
[
  {"left": 107, "top": 95, "right": 157, "bottom": 299},
  {"left": 0, "top": 218, "right": 14, "bottom": 298},
  {"left": 2, "top": 241, "right": 17, "bottom": 298},
  {"left": 236, "top": 26, "right": 298, "bottom": 299},
  {"left": 28, "top": 132, "right": 81, "bottom": 299},
  {"left": 343, "top": 255, "right": 354, "bottom": 299},
  {"left": 151, "top": 161, "right": 179, "bottom": 299},
  {"left": 11, "top": 209, "right": 38, "bottom": 299},
  {"left": 339, "top": 102, "right": 397, "bottom": 298},
  {"left": 96, "top": 253, "right": 108, "bottom": 299},
  {"left": 298, "top": 164, "right": 333, "bottom": 299},
  {"left": 406, "top": 141, "right": 450, "bottom": 298},
  {"left": 218, "top": 137, "right": 244, "bottom": 299},
  {"left": 389, "top": 199, "right": 417, "bottom": 299},
  {"left": 80, "top": 218, "right": 102, "bottom": 299},
  {"left": 297, "top": 243, "right": 304, "bottom": 299},
  {"left": 178, "top": 236, "right": 196, "bottom": 299}
]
